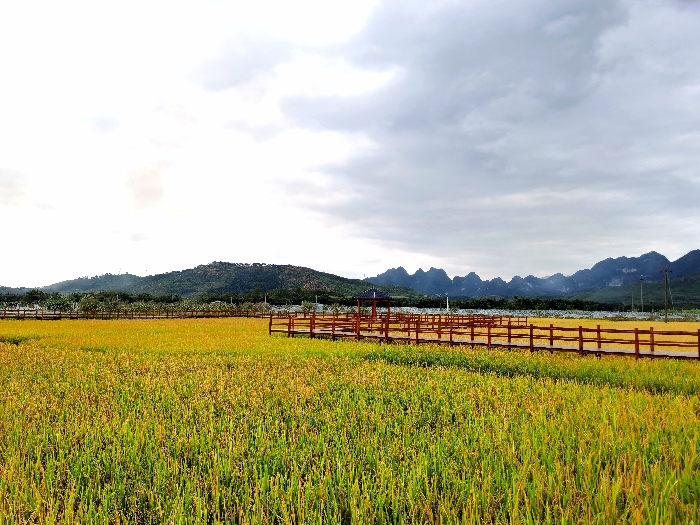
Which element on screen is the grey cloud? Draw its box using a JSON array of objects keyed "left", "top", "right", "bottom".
[
  {"left": 281, "top": 0, "right": 700, "bottom": 277},
  {"left": 314, "top": 1, "right": 621, "bottom": 127},
  {"left": 673, "top": 0, "right": 700, "bottom": 9}
]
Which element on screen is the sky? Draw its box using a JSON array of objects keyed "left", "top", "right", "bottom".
[{"left": 1, "top": 0, "right": 699, "bottom": 288}]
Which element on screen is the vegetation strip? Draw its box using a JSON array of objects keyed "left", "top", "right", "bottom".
[{"left": 362, "top": 346, "right": 700, "bottom": 396}]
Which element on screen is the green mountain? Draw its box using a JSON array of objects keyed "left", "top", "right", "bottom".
[
  {"left": 574, "top": 272, "right": 700, "bottom": 309},
  {"left": 33, "top": 262, "right": 424, "bottom": 300}
]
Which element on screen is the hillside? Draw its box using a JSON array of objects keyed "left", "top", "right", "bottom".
[
  {"left": 29, "top": 262, "right": 424, "bottom": 300},
  {"left": 574, "top": 272, "right": 700, "bottom": 308}
]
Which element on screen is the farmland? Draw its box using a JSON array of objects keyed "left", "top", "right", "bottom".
[{"left": 1, "top": 318, "right": 699, "bottom": 523}]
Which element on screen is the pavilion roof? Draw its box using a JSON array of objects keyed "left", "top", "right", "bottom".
[{"left": 355, "top": 288, "right": 392, "bottom": 300}]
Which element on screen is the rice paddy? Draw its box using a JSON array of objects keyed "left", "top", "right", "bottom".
[{"left": 0, "top": 317, "right": 699, "bottom": 523}]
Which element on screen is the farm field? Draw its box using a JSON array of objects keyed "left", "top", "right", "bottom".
[{"left": 1, "top": 317, "right": 699, "bottom": 523}]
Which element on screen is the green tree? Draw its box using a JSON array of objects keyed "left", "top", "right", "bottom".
[
  {"left": 300, "top": 301, "right": 315, "bottom": 316},
  {"left": 44, "top": 293, "right": 72, "bottom": 311},
  {"left": 78, "top": 294, "right": 100, "bottom": 312},
  {"left": 330, "top": 303, "right": 343, "bottom": 316},
  {"left": 241, "top": 302, "right": 254, "bottom": 316},
  {"left": 22, "top": 289, "right": 46, "bottom": 306},
  {"left": 254, "top": 302, "right": 272, "bottom": 315}
]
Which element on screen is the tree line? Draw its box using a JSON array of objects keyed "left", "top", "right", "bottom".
[
  {"left": 2, "top": 288, "right": 683, "bottom": 312},
  {"left": 0, "top": 290, "right": 183, "bottom": 310}
]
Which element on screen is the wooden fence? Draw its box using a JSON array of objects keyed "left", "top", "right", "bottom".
[{"left": 269, "top": 313, "right": 700, "bottom": 360}]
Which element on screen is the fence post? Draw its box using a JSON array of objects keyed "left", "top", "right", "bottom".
[
  {"left": 578, "top": 326, "right": 584, "bottom": 355},
  {"left": 597, "top": 325, "right": 601, "bottom": 350},
  {"left": 650, "top": 327, "right": 655, "bottom": 353},
  {"left": 487, "top": 323, "right": 491, "bottom": 350},
  {"left": 529, "top": 324, "right": 534, "bottom": 352},
  {"left": 508, "top": 319, "right": 512, "bottom": 344},
  {"left": 310, "top": 314, "right": 315, "bottom": 339},
  {"left": 634, "top": 328, "right": 640, "bottom": 359},
  {"left": 549, "top": 324, "right": 554, "bottom": 347}
]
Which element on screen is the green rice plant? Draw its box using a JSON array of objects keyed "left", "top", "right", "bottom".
[
  {"left": 0, "top": 334, "right": 37, "bottom": 345},
  {"left": 361, "top": 344, "right": 700, "bottom": 396}
]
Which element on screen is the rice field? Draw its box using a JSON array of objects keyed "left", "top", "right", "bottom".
[{"left": 0, "top": 317, "right": 699, "bottom": 523}]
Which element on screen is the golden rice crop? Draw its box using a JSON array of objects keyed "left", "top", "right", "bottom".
[{"left": 0, "top": 318, "right": 699, "bottom": 523}]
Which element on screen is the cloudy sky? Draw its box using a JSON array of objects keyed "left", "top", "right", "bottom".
[{"left": 1, "top": 0, "right": 699, "bottom": 288}]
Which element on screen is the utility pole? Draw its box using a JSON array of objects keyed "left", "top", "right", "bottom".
[
  {"left": 446, "top": 293, "right": 449, "bottom": 312},
  {"left": 639, "top": 276, "right": 644, "bottom": 313},
  {"left": 661, "top": 266, "right": 672, "bottom": 323}
]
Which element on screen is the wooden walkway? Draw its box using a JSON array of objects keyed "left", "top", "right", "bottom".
[{"left": 269, "top": 313, "right": 700, "bottom": 361}]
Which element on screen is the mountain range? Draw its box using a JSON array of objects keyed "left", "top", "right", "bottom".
[
  {"left": 0, "top": 262, "right": 423, "bottom": 300},
  {"left": 2, "top": 250, "right": 699, "bottom": 304},
  {"left": 367, "top": 250, "right": 700, "bottom": 298}
]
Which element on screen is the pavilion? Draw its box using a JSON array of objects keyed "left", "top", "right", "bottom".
[{"left": 355, "top": 288, "right": 392, "bottom": 319}]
